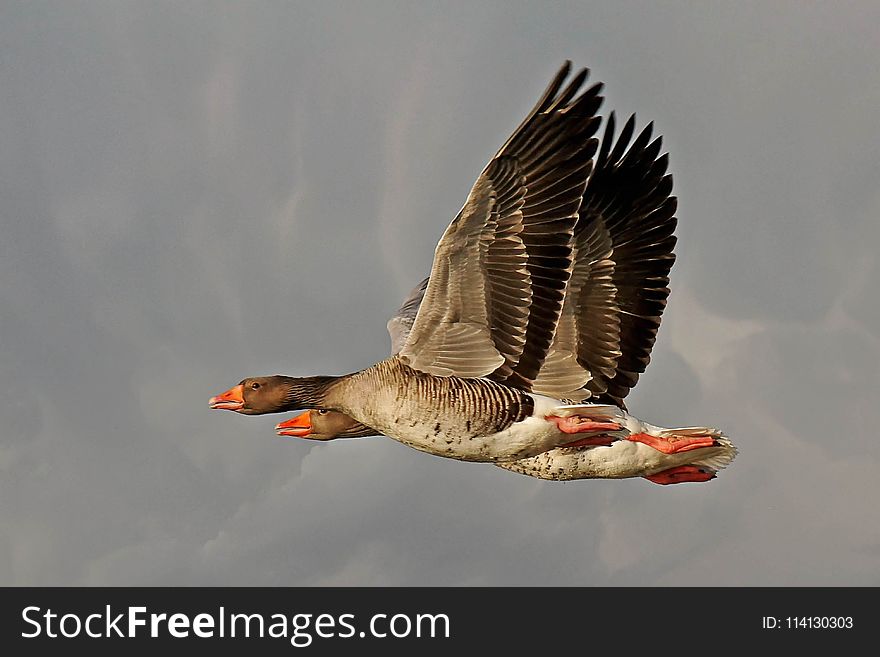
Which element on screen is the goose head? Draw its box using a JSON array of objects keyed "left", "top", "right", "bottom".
[
  {"left": 208, "top": 375, "right": 337, "bottom": 415},
  {"left": 276, "top": 410, "right": 376, "bottom": 440}
]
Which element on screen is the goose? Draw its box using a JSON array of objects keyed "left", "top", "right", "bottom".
[
  {"left": 277, "top": 410, "right": 733, "bottom": 485},
  {"left": 277, "top": 275, "right": 735, "bottom": 485},
  {"left": 209, "top": 62, "right": 731, "bottom": 465}
]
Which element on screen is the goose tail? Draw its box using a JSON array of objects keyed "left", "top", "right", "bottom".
[
  {"left": 632, "top": 424, "right": 738, "bottom": 474},
  {"left": 551, "top": 405, "right": 738, "bottom": 474},
  {"left": 659, "top": 428, "right": 738, "bottom": 472}
]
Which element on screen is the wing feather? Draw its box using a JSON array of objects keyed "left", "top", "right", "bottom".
[
  {"left": 531, "top": 112, "right": 678, "bottom": 405},
  {"left": 399, "top": 63, "right": 603, "bottom": 380},
  {"left": 392, "top": 79, "right": 677, "bottom": 408}
]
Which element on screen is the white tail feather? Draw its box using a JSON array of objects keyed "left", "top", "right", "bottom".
[
  {"left": 687, "top": 433, "right": 738, "bottom": 472},
  {"left": 651, "top": 427, "right": 738, "bottom": 473}
]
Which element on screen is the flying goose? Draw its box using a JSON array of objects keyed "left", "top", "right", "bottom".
[
  {"left": 277, "top": 271, "right": 736, "bottom": 484},
  {"left": 209, "top": 62, "right": 729, "bottom": 465},
  {"left": 277, "top": 409, "right": 733, "bottom": 484},
  {"left": 277, "top": 181, "right": 735, "bottom": 486}
]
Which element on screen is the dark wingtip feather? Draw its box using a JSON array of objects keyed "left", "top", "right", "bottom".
[
  {"left": 550, "top": 67, "right": 589, "bottom": 111},
  {"left": 573, "top": 108, "right": 679, "bottom": 405},
  {"left": 596, "top": 111, "right": 616, "bottom": 168},
  {"left": 608, "top": 114, "right": 637, "bottom": 162}
]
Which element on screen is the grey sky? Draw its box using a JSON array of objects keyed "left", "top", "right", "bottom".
[{"left": 1, "top": 1, "right": 878, "bottom": 585}]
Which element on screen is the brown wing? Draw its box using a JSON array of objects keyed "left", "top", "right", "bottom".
[
  {"left": 530, "top": 113, "right": 677, "bottom": 406},
  {"left": 399, "top": 62, "right": 603, "bottom": 381}
]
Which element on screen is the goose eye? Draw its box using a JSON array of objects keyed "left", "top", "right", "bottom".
[
  {"left": 317, "top": 409, "right": 329, "bottom": 415},
  {"left": 251, "top": 382, "right": 261, "bottom": 391}
]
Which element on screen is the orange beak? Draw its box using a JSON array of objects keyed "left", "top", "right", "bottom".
[
  {"left": 209, "top": 384, "right": 245, "bottom": 412},
  {"left": 276, "top": 411, "right": 312, "bottom": 437}
]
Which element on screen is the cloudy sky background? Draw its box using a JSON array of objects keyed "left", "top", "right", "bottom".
[{"left": 2, "top": 1, "right": 879, "bottom": 585}]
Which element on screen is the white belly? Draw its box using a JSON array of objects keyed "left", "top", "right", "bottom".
[
  {"left": 377, "top": 413, "right": 566, "bottom": 462},
  {"left": 353, "top": 392, "right": 570, "bottom": 463}
]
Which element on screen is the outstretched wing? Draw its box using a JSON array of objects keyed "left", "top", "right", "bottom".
[
  {"left": 530, "top": 113, "right": 677, "bottom": 406},
  {"left": 399, "top": 62, "right": 603, "bottom": 386}
]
